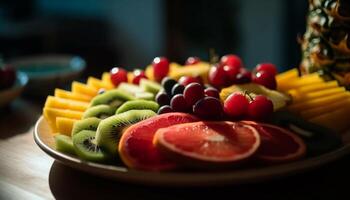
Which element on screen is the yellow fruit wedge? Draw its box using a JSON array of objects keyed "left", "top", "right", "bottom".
[
  {"left": 43, "top": 108, "right": 83, "bottom": 133},
  {"left": 309, "top": 106, "right": 350, "bottom": 133},
  {"left": 101, "top": 72, "right": 115, "bottom": 88},
  {"left": 278, "top": 73, "right": 324, "bottom": 92},
  {"left": 169, "top": 62, "right": 210, "bottom": 83},
  {"left": 276, "top": 68, "right": 299, "bottom": 83},
  {"left": 44, "top": 96, "right": 89, "bottom": 112},
  {"left": 56, "top": 117, "right": 77, "bottom": 136},
  {"left": 87, "top": 77, "right": 114, "bottom": 90},
  {"left": 301, "top": 99, "right": 350, "bottom": 119},
  {"left": 55, "top": 89, "right": 92, "bottom": 102},
  {"left": 145, "top": 65, "right": 155, "bottom": 81},
  {"left": 127, "top": 72, "right": 134, "bottom": 83},
  {"left": 293, "top": 87, "right": 346, "bottom": 103},
  {"left": 288, "top": 92, "right": 350, "bottom": 113},
  {"left": 71, "top": 81, "right": 98, "bottom": 97},
  {"left": 293, "top": 80, "right": 339, "bottom": 94}
]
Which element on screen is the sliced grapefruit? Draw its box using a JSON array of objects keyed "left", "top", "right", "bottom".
[
  {"left": 154, "top": 121, "right": 260, "bottom": 168},
  {"left": 241, "top": 121, "right": 306, "bottom": 163},
  {"left": 119, "top": 112, "right": 199, "bottom": 171}
]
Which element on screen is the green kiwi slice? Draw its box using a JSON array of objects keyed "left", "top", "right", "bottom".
[
  {"left": 95, "top": 109, "right": 157, "bottom": 155},
  {"left": 54, "top": 134, "right": 76, "bottom": 155},
  {"left": 71, "top": 117, "right": 101, "bottom": 136},
  {"left": 140, "top": 79, "right": 162, "bottom": 94},
  {"left": 90, "top": 89, "right": 134, "bottom": 108},
  {"left": 82, "top": 105, "right": 115, "bottom": 119},
  {"left": 115, "top": 100, "right": 159, "bottom": 114},
  {"left": 72, "top": 130, "right": 109, "bottom": 162}
]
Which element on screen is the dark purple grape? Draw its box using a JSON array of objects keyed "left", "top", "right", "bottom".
[
  {"left": 183, "top": 83, "right": 204, "bottom": 106},
  {"left": 157, "top": 105, "right": 173, "bottom": 114},
  {"left": 204, "top": 87, "right": 220, "bottom": 99},
  {"left": 155, "top": 91, "right": 170, "bottom": 106},
  {"left": 170, "top": 94, "right": 189, "bottom": 112},
  {"left": 171, "top": 83, "right": 185, "bottom": 96},
  {"left": 193, "top": 97, "right": 223, "bottom": 119},
  {"left": 161, "top": 77, "right": 177, "bottom": 96}
]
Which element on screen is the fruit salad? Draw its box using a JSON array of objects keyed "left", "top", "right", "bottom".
[{"left": 44, "top": 54, "right": 343, "bottom": 171}]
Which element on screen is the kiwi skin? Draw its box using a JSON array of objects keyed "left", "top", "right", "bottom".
[
  {"left": 71, "top": 117, "right": 101, "bottom": 136},
  {"left": 116, "top": 100, "right": 159, "bottom": 114},
  {"left": 96, "top": 109, "right": 157, "bottom": 155},
  {"left": 90, "top": 89, "right": 134, "bottom": 108},
  {"left": 55, "top": 134, "right": 76, "bottom": 155},
  {"left": 82, "top": 105, "right": 115, "bottom": 119}
]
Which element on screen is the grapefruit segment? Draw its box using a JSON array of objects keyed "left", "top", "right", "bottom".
[
  {"left": 241, "top": 121, "right": 306, "bottom": 163},
  {"left": 154, "top": 121, "right": 260, "bottom": 167},
  {"left": 119, "top": 112, "right": 199, "bottom": 171}
]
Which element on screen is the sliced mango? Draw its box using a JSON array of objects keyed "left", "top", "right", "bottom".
[
  {"left": 293, "top": 87, "right": 346, "bottom": 102},
  {"left": 55, "top": 89, "right": 92, "bottom": 102},
  {"left": 309, "top": 106, "right": 350, "bottom": 133},
  {"left": 293, "top": 80, "right": 339, "bottom": 94},
  {"left": 45, "top": 96, "right": 89, "bottom": 112},
  {"left": 169, "top": 62, "right": 210, "bottom": 83},
  {"left": 56, "top": 117, "right": 77, "bottom": 136},
  {"left": 87, "top": 77, "right": 114, "bottom": 90},
  {"left": 278, "top": 73, "right": 324, "bottom": 91},
  {"left": 301, "top": 99, "right": 350, "bottom": 119},
  {"left": 71, "top": 81, "right": 98, "bottom": 97},
  {"left": 101, "top": 72, "right": 115, "bottom": 88},
  {"left": 43, "top": 107, "right": 83, "bottom": 133},
  {"left": 276, "top": 68, "right": 299, "bottom": 83}
]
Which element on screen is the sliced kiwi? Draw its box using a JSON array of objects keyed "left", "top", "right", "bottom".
[
  {"left": 96, "top": 109, "right": 157, "bottom": 155},
  {"left": 71, "top": 117, "right": 101, "bottom": 136},
  {"left": 82, "top": 105, "right": 115, "bottom": 119},
  {"left": 72, "top": 130, "right": 109, "bottom": 162},
  {"left": 90, "top": 89, "right": 134, "bottom": 108},
  {"left": 118, "top": 82, "right": 155, "bottom": 100},
  {"left": 55, "top": 134, "right": 76, "bottom": 155},
  {"left": 134, "top": 92, "right": 154, "bottom": 100},
  {"left": 140, "top": 79, "right": 162, "bottom": 94},
  {"left": 116, "top": 100, "right": 159, "bottom": 114}
]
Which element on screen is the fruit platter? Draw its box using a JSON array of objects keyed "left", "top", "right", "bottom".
[{"left": 33, "top": 52, "right": 350, "bottom": 186}]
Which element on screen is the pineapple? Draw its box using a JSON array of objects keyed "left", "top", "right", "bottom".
[{"left": 300, "top": 0, "right": 350, "bottom": 88}]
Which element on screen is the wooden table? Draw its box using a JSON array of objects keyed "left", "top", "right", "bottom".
[{"left": 1, "top": 98, "right": 350, "bottom": 200}]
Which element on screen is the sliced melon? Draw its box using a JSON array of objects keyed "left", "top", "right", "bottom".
[
  {"left": 56, "top": 117, "right": 78, "bottom": 136},
  {"left": 101, "top": 72, "right": 115, "bottom": 88},
  {"left": 71, "top": 81, "right": 98, "bottom": 97},
  {"left": 87, "top": 77, "right": 114, "bottom": 90},
  {"left": 55, "top": 89, "right": 92, "bottom": 102},
  {"left": 45, "top": 96, "right": 89, "bottom": 112},
  {"left": 43, "top": 108, "right": 84, "bottom": 132}
]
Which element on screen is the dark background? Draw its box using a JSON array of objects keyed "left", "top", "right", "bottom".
[{"left": 0, "top": 0, "right": 308, "bottom": 77}]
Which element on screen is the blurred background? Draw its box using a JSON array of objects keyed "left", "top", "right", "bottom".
[{"left": 0, "top": 0, "right": 308, "bottom": 77}]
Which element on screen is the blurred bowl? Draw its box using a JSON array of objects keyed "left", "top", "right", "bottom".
[
  {"left": 10, "top": 55, "right": 86, "bottom": 96},
  {"left": 0, "top": 71, "right": 28, "bottom": 107}
]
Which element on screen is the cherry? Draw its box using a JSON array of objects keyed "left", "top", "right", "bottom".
[
  {"left": 132, "top": 69, "right": 147, "bottom": 85},
  {"left": 223, "top": 92, "right": 249, "bottom": 118},
  {"left": 183, "top": 83, "right": 205, "bottom": 106},
  {"left": 236, "top": 70, "right": 252, "bottom": 84},
  {"left": 252, "top": 71, "right": 277, "bottom": 90},
  {"left": 223, "top": 65, "right": 240, "bottom": 83},
  {"left": 193, "top": 97, "right": 223, "bottom": 119},
  {"left": 185, "top": 57, "right": 201, "bottom": 65},
  {"left": 155, "top": 91, "right": 170, "bottom": 106},
  {"left": 220, "top": 54, "right": 243, "bottom": 68},
  {"left": 204, "top": 87, "right": 220, "bottom": 99},
  {"left": 152, "top": 57, "right": 169, "bottom": 82},
  {"left": 208, "top": 64, "right": 230, "bottom": 88},
  {"left": 178, "top": 76, "right": 203, "bottom": 86},
  {"left": 110, "top": 67, "right": 128, "bottom": 86},
  {"left": 157, "top": 105, "right": 173, "bottom": 114},
  {"left": 170, "top": 94, "right": 189, "bottom": 112},
  {"left": 255, "top": 63, "right": 278, "bottom": 76},
  {"left": 247, "top": 95, "right": 273, "bottom": 120}
]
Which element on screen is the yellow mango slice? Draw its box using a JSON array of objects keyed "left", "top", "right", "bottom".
[
  {"left": 288, "top": 92, "right": 350, "bottom": 112},
  {"left": 71, "top": 81, "right": 98, "bottom": 97},
  {"left": 43, "top": 108, "right": 83, "bottom": 133},
  {"left": 309, "top": 106, "right": 350, "bottom": 133},
  {"left": 55, "top": 89, "right": 92, "bottom": 102},
  {"left": 127, "top": 72, "right": 134, "bottom": 83},
  {"left": 278, "top": 73, "right": 324, "bottom": 92},
  {"left": 276, "top": 68, "right": 299, "bottom": 83},
  {"left": 293, "top": 87, "right": 346, "bottom": 103},
  {"left": 45, "top": 96, "right": 89, "bottom": 112},
  {"left": 295, "top": 81, "right": 339, "bottom": 94},
  {"left": 56, "top": 117, "right": 77, "bottom": 136},
  {"left": 87, "top": 77, "right": 114, "bottom": 90},
  {"left": 101, "top": 72, "right": 115, "bottom": 88},
  {"left": 169, "top": 62, "right": 210, "bottom": 83},
  {"left": 301, "top": 98, "right": 350, "bottom": 119}
]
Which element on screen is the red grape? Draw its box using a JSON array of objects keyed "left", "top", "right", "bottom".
[
  {"left": 255, "top": 63, "right": 278, "bottom": 76},
  {"left": 223, "top": 93, "right": 249, "bottom": 117},
  {"left": 193, "top": 97, "right": 223, "bottom": 119},
  {"left": 155, "top": 91, "right": 170, "bottom": 106},
  {"left": 171, "top": 83, "right": 185, "bottom": 96},
  {"left": 178, "top": 76, "right": 203, "bottom": 86},
  {"left": 185, "top": 57, "right": 201, "bottom": 65},
  {"left": 223, "top": 65, "right": 240, "bottom": 83},
  {"left": 183, "top": 83, "right": 204, "bottom": 106},
  {"left": 208, "top": 64, "right": 230, "bottom": 88},
  {"left": 204, "top": 87, "right": 220, "bottom": 99},
  {"left": 220, "top": 54, "right": 243, "bottom": 68},
  {"left": 170, "top": 94, "right": 189, "bottom": 112},
  {"left": 252, "top": 71, "right": 277, "bottom": 89},
  {"left": 132, "top": 69, "right": 147, "bottom": 85},
  {"left": 247, "top": 95, "right": 273, "bottom": 120},
  {"left": 110, "top": 67, "right": 128, "bottom": 86},
  {"left": 152, "top": 57, "right": 169, "bottom": 82}
]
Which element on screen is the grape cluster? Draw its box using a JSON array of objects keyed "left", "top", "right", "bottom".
[{"left": 156, "top": 77, "right": 223, "bottom": 119}]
